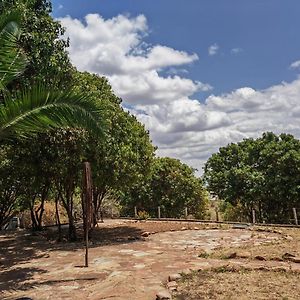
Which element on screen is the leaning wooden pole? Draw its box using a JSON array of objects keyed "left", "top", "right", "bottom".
[{"left": 83, "top": 162, "right": 93, "bottom": 267}]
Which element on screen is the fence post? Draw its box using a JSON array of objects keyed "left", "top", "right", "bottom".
[
  {"left": 184, "top": 207, "right": 188, "bottom": 219},
  {"left": 158, "top": 206, "right": 161, "bottom": 219},
  {"left": 293, "top": 208, "right": 298, "bottom": 225},
  {"left": 252, "top": 209, "right": 256, "bottom": 224},
  {"left": 215, "top": 207, "right": 219, "bottom": 222},
  {"left": 134, "top": 206, "right": 137, "bottom": 218}
]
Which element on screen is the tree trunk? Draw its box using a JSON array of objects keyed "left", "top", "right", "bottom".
[
  {"left": 55, "top": 195, "right": 62, "bottom": 242},
  {"left": 92, "top": 187, "right": 106, "bottom": 227}
]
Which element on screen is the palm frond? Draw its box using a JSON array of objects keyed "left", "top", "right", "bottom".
[
  {"left": 0, "top": 11, "right": 27, "bottom": 90},
  {"left": 0, "top": 85, "right": 107, "bottom": 140}
]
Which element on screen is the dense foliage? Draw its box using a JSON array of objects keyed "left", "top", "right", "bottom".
[
  {"left": 204, "top": 132, "right": 300, "bottom": 223},
  {"left": 0, "top": 0, "right": 209, "bottom": 238},
  {"left": 122, "top": 157, "right": 209, "bottom": 219}
]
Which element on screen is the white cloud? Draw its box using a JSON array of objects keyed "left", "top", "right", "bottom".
[
  {"left": 58, "top": 4, "right": 63, "bottom": 9},
  {"left": 60, "top": 13, "right": 300, "bottom": 175},
  {"left": 290, "top": 60, "right": 300, "bottom": 69},
  {"left": 231, "top": 47, "right": 243, "bottom": 54},
  {"left": 208, "top": 43, "right": 219, "bottom": 56}
]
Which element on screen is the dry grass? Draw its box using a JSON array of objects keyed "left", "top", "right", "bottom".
[
  {"left": 174, "top": 227, "right": 300, "bottom": 300},
  {"left": 174, "top": 268, "right": 300, "bottom": 300},
  {"left": 210, "top": 227, "right": 300, "bottom": 260}
]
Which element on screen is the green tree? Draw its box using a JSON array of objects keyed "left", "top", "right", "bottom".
[
  {"left": 73, "top": 71, "right": 155, "bottom": 225},
  {"left": 0, "top": 10, "right": 104, "bottom": 140},
  {"left": 0, "top": 10, "right": 105, "bottom": 229},
  {"left": 122, "top": 157, "right": 208, "bottom": 219},
  {"left": 0, "top": 0, "right": 73, "bottom": 89},
  {"left": 204, "top": 132, "right": 300, "bottom": 223}
]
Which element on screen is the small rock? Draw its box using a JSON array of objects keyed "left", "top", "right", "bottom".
[
  {"left": 272, "top": 266, "right": 288, "bottom": 272},
  {"left": 181, "top": 269, "right": 192, "bottom": 275},
  {"left": 290, "top": 257, "right": 300, "bottom": 263},
  {"left": 194, "top": 226, "right": 199, "bottom": 230},
  {"left": 181, "top": 227, "right": 187, "bottom": 230},
  {"left": 255, "top": 255, "right": 266, "bottom": 261},
  {"left": 168, "top": 273, "right": 182, "bottom": 281},
  {"left": 285, "top": 235, "right": 293, "bottom": 241},
  {"left": 156, "top": 290, "right": 172, "bottom": 300},
  {"left": 224, "top": 252, "right": 237, "bottom": 259},
  {"left": 141, "top": 231, "right": 150, "bottom": 237},
  {"left": 167, "top": 281, "right": 178, "bottom": 291},
  {"left": 257, "top": 266, "right": 270, "bottom": 271},
  {"left": 237, "top": 251, "right": 251, "bottom": 259},
  {"left": 270, "top": 256, "right": 284, "bottom": 262},
  {"left": 282, "top": 252, "right": 296, "bottom": 260},
  {"left": 272, "top": 229, "right": 282, "bottom": 234}
]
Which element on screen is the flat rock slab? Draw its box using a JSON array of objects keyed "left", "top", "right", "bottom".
[{"left": 0, "top": 220, "right": 287, "bottom": 300}]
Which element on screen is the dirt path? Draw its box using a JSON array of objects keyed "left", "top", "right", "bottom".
[{"left": 1, "top": 220, "right": 299, "bottom": 300}]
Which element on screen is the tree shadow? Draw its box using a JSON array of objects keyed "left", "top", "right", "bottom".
[
  {"left": 0, "top": 267, "right": 47, "bottom": 292},
  {"left": 0, "top": 223, "right": 144, "bottom": 295}
]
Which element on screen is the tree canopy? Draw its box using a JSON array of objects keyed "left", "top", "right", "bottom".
[{"left": 204, "top": 132, "right": 300, "bottom": 223}]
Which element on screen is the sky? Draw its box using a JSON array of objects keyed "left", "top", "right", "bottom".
[{"left": 52, "top": 0, "right": 300, "bottom": 174}]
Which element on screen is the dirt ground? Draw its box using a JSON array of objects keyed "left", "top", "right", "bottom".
[{"left": 1, "top": 219, "right": 300, "bottom": 300}]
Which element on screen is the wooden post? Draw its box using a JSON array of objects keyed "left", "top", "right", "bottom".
[
  {"left": 215, "top": 207, "right": 219, "bottom": 222},
  {"left": 252, "top": 209, "right": 256, "bottom": 224},
  {"left": 134, "top": 206, "right": 138, "bottom": 218},
  {"left": 184, "top": 207, "right": 188, "bottom": 219},
  {"left": 293, "top": 208, "right": 298, "bottom": 225},
  {"left": 83, "top": 162, "right": 92, "bottom": 267},
  {"left": 158, "top": 206, "right": 161, "bottom": 219}
]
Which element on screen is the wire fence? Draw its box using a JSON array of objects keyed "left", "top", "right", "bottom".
[{"left": 120, "top": 205, "right": 300, "bottom": 228}]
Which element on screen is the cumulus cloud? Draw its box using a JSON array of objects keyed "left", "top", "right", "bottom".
[
  {"left": 290, "top": 60, "right": 300, "bottom": 69},
  {"left": 60, "top": 13, "right": 300, "bottom": 174},
  {"left": 208, "top": 43, "right": 219, "bottom": 56},
  {"left": 59, "top": 14, "right": 203, "bottom": 95},
  {"left": 231, "top": 47, "right": 243, "bottom": 54}
]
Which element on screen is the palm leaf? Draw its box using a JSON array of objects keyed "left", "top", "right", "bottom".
[
  {"left": 0, "top": 85, "right": 107, "bottom": 140},
  {"left": 0, "top": 11, "right": 27, "bottom": 90}
]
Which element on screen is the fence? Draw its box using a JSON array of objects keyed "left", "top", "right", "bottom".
[{"left": 128, "top": 205, "right": 300, "bottom": 228}]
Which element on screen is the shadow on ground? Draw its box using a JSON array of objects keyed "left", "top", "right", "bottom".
[{"left": 0, "top": 224, "right": 143, "bottom": 295}]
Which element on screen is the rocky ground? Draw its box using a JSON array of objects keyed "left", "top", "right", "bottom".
[{"left": 0, "top": 219, "right": 299, "bottom": 300}]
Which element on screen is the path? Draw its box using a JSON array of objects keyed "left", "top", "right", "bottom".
[{"left": 1, "top": 220, "right": 299, "bottom": 300}]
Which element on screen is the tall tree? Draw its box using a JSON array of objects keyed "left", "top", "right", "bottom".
[
  {"left": 122, "top": 157, "right": 208, "bottom": 219},
  {"left": 204, "top": 132, "right": 300, "bottom": 223}
]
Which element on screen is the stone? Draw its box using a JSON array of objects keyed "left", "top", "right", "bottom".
[
  {"left": 255, "top": 255, "right": 266, "bottom": 261},
  {"left": 285, "top": 235, "right": 293, "bottom": 241},
  {"left": 270, "top": 256, "right": 284, "bottom": 262},
  {"left": 232, "top": 224, "right": 249, "bottom": 229},
  {"left": 290, "top": 257, "right": 300, "bottom": 263},
  {"left": 141, "top": 231, "right": 150, "bottom": 237},
  {"left": 237, "top": 251, "right": 251, "bottom": 259},
  {"left": 272, "top": 266, "right": 288, "bottom": 272},
  {"left": 194, "top": 226, "right": 199, "bottom": 230},
  {"left": 181, "top": 268, "right": 192, "bottom": 275},
  {"left": 224, "top": 252, "right": 237, "bottom": 259},
  {"left": 181, "top": 227, "right": 187, "bottom": 230},
  {"left": 282, "top": 252, "right": 296, "bottom": 260},
  {"left": 168, "top": 273, "right": 182, "bottom": 281},
  {"left": 167, "top": 281, "right": 178, "bottom": 291},
  {"left": 156, "top": 290, "right": 172, "bottom": 300}
]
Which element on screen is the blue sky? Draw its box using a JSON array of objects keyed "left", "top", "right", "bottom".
[
  {"left": 53, "top": 0, "right": 300, "bottom": 96},
  {"left": 52, "top": 1, "right": 300, "bottom": 172}
]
